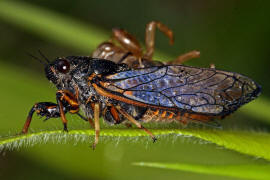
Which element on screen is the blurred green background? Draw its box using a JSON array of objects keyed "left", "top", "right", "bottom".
[{"left": 0, "top": 0, "right": 270, "bottom": 180}]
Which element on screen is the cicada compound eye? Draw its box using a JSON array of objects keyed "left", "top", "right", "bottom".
[{"left": 57, "top": 59, "right": 70, "bottom": 73}]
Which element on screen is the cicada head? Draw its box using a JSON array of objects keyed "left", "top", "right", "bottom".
[
  {"left": 45, "top": 56, "right": 129, "bottom": 88},
  {"left": 45, "top": 58, "right": 70, "bottom": 85},
  {"left": 44, "top": 56, "right": 89, "bottom": 86}
]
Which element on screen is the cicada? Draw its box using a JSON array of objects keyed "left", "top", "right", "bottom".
[{"left": 22, "top": 22, "right": 261, "bottom": 148}]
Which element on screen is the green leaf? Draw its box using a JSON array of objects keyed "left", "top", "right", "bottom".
[
  {"left": 240, "top": 98, "right": 270, "bottom": 124},
  {"left": 1, "top": 129, "right": 270, "bottom": 162},
  {"left": 133, "top": 162, "right": 270, "bottom": 180}
]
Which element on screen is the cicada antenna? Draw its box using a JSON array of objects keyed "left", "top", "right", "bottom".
[
  {"left": 26, "top": 52, "right": 47, "bottom": 66},
  {"left": 38, "top": 49, "right": 50, "bottom": 64}
]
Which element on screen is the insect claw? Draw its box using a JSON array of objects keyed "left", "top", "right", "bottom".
[
  {"left": 19, "top": 131, "right": 28, "bottom": 135},
  {"left": 124, "top": 122, "right": 132, "bottom": 128},
  {"left": 63, "top": 123, "right": 69, "bottom": 132},
  {"left": 92, "top": 143, "right": 96, "bottom": 150},
  {"left": 43, "top": 117, "right": 50, "bottom": 122},
  {"left": 152, "top": 136, "right": 158, "bottom": 143}
]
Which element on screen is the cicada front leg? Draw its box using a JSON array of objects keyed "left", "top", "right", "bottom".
[
  {"left": 22, "top": 90, "right": 82, "bottom": 134},
  {"left": 22, "top": 102, "right": 62, "bottom": 134}
]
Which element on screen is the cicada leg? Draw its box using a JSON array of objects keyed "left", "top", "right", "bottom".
[
  {"left": 92, "top": 103, "right": 100, "bottom": 149},
  {"left": 88, "top": 117, "right": 95, "bottom": 129},
  {"left": 112, "top": 28, "right": 143, "bottom": 58},
  {"left": 144, "top": 21, "right": 174, "bottom": 60},
  {"left": 76, "top": 113, "right": 95, "bottom": 128},
  {"left": 57, "top": 98, "right": 69, "bottom": 132},
  {"left": 210, "top": 63, "right": 216, "bottom": 69},
  {"left": 91, "top": 42, "right": 130, "bottom": 63},
  {"left": 22, "top": 102, "right": 60, "bottom": 134},
  {"left": 167, "top": 50, "right": 201, "bottom": 65},
  {"left": 56, "top": 90, "right": 80, "bottom": 132},
  {"left": 116, "top": 106, "right": 157, "bottom": 142},
  {"left": 22, "top": 90, "right": 80, "bottom": 134}
]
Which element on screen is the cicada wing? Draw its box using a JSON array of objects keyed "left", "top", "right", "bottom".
[{"left": 103, "top": 65, "right": 261, "bottom": 116}]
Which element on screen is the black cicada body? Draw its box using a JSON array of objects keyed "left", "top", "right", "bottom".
[{"left": 22, "top": 56, "right": 261, "bottom": 148}]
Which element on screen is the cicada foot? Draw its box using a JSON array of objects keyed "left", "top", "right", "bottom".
[{"left": 22, "top": 102, "right": 61, "bottom": 134}]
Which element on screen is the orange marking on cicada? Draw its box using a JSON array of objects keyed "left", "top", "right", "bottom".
[
  {"left": 161, "top": 111, "right": 167, "bottom": 118},
  {"left": 69, "top": 109, "right": 79, "bottom": 114},
  {"left": 47, "top": 105, "right": 57, "bottom": 109},
  {"left": 100, "top": 81, "right": 125, "bottom": 94},
  {"left": 153, "top": 109, "right": 159, "bottom": 116},
  {"left": 74, "top": 84, "right": 80, "bottom": 101},
  {"left": 187, "top": 113, "right": 213, "bottom": 122},
  {"left": 58, "top": 90, "right": 79, "bottom": 114},
  {"left": 110, "top": 105, "right": 121, "bottom": 123},
  {"left": 124, "top": 91, "right": 133, "bottom": 96},
  {"left": 50, "top": 66, "right": 56, "bottom": 74},
  {"left": 85, "top": 96, "right": 91, "bottom": 105},
  {"left": 168, "top": 112, "right": 174, "bottom": 119},
  {"left": 88, "top": 73, "right": 97, "bottom": 81}
]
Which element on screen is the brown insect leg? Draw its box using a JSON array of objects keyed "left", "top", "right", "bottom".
[
  {"left": 112, "top": 28, "right": 142, "bottom": 57},
  {"left": 74, "top": 84, "right": 80, "bottom": 100},
  {"left": 124, "top": 122, "right": 132, "bottom": 128},
  {"left": 144, "top": 21, "right": 174, "bottom": 60},
  {"left": 210, "top": 63, "right": 216, "bottom": 69},
  {"left": 178, "top": 116, "right": 189, "bottom": 126},
  {"left": 92, "top": 103, "right": 100, "bottom": 149},
  {"left": 22, "top": 106, "right": 36, "bottom": 134},
  {"left": 168, "top": 50, "right": 200, "bottom": 65},
  {"left": 22, "top": 102, "right": 60, "bottom": 134},
  {"left": 88, "top": 117, "right": 95, "bottom": 129},
  {"left": 57, "top": 99, "right": 68, "bottom": 132},
  {"left": 116, "top": 106, "right": 157, "bottom": 142},
  {"left": 56, "top": 90, "right": 79, "bottom": 132},
  {"left": 57, "top": 90, "right": 79, "bottom": 114},
  {"left": 92, "top": 42, "right": 130, "bottom": 64},
  {"left": 76, "top": 113, "right": 95, "bottom": 128},
  {"left": 110, "top": 105, "right": 121, "bottom": 123}
]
